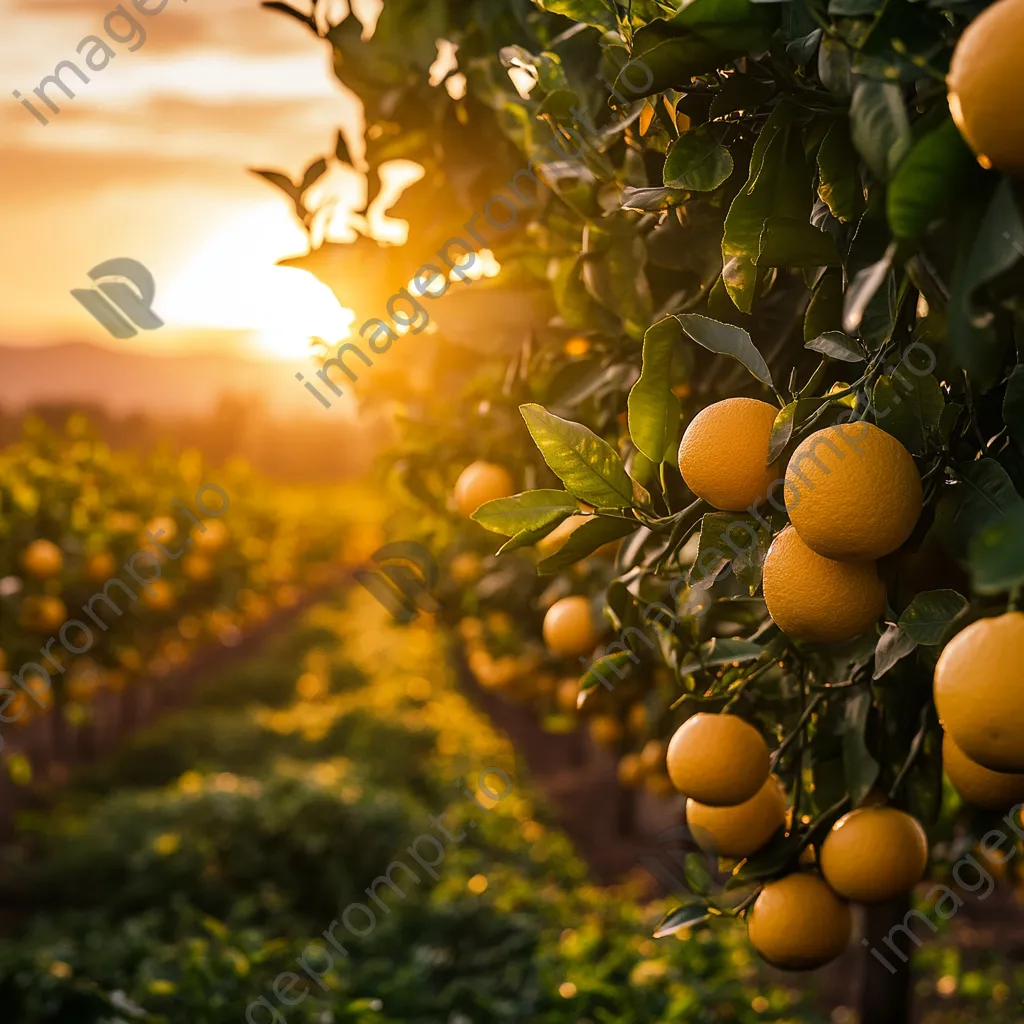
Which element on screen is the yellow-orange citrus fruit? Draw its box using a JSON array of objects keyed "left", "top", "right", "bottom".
[
  {"left": 678, "top": 398, "right": 781, "bottom": 511},
  {"left": 935, "top": 613, "right": 1024, "bottom": 771},
  {"left": 785, "top": 422, "right": 921, "bottom": 561},
  {"left": 639, "top": 738, "right": 668, "bottom": 774},
  {"left": 747, "top": 873, "right": 852, "bottom": 970},
  {"left": 943, "top": 732, "right": 1024, "bottom": 810},
  {"left": 193, "top": 518, "right": 228, "bottom": 552},
  {"left": 666, "top": 713, "right": 770, "bottom": 806},
  {"left": 536, "top": 514, "right": 588, "bottom": 559},
  {"left": 762, "top": 527, "right": 886, "bottom": 644},
  {"left": 555, "top": 677, "right": 579, "bottom": 714},
  {"left": 454, "top": 461, "right": 515, "bottom": 517},
  {"left": 21, "top": 539, "right": 63, "bottom": 579},
  {"left": 19, "top": 595, "right": 67, "bottom": 632},
  {"left": 85, "top": 551, "right": 117, "bottom": 582},
  {"left": 141, "top": 579, "right": 176, "bottom": 612},
  {"left": 644, "top": 774, "right": 676, "bottom": 798},
  {"left": 948, "top": 0, "right": 1024, "bottom": 173},
  {"left": 183, "top": 554, "right": 213, "bottom": 582},
  {"left": 618, "top": 753, "right": 644, "bottom": 787},
  {"left": 687, "top": 774, "right": 787, "bottom": 859},
  {"left": 542, "top": 596, "right": 599, "bottom": 659},
  {"left": 589, "top": 714, "right": 623, "bottom": 748},
  {"left": 820, "top": 806, "right": 928, "bottom": 903},
  {"left": 449, "top": 552, "right": 482, "bottom": 584}
]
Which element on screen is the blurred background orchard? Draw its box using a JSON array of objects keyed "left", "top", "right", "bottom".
[{"left": 1, "top": 0, "right": 1023, "bottom": 1021}]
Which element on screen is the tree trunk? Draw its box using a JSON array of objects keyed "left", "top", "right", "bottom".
[{"left": 859, "top": 896, "right": 914, "bottom": 1024}]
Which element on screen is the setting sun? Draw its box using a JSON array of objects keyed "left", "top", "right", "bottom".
[{"left": 162, "top": 205, "right": 355, "bottom": 362}]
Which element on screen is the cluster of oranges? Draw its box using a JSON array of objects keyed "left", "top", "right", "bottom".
[
  {"left": 667, "top": 713, "right": 929, "bottom": 969},
  {"left": 678, "top": 398, "right": 922, "bottom": 644}
]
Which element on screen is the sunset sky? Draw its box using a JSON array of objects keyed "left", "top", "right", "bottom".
[{"left": 0, "top": 0, "right": 386, "bottom": 363}]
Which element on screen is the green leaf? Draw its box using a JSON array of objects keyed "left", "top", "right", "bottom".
[
  {"left": 950, "top": 180, "right": 1024, "bottom": 388},
  {"left": 620, "top": 186, "right": 689, "bottom": 211},
  {"left": 497, "top": 524, "right": 564, "bottom": 555},
  {"left": 951, "top": 458, "right": 1024, "bottom": 541},
  {"left": 1003, "top": 366, "right": 1024, "bottom": 450},
  {"left": 677, "top": 636, "right": 763, "bottom": 674},
  {"left": 689, "top": 513, "right": 769, "bottom": 590},
  {"left": 653, "top": 903, "right": 713, "bottom": 938},
  {"left": 629, "top": 318, "right": 683, "bottom": 462},
  {"left": 675, "top": 314, "right": 773, "bottom": 386},
  {"left": 969, "top": 506, "right": 1024, "bottom": 593},
  {"left": 887, "top": 118, "right": 975, "bottom": 240},
  {"left": 532, "top": 0, "right": 618, "bottom": 31},
  {"left": 843, "top": 243, "right": 895, "bottom": 334},
  {"left": 301, "top": 158, "right": 328, "bottom": 191},
  {"left": 756, "top": 216, "right": 841, "bottom": 267},
  {"left": 580, "top": 652, "right": 634, "bottom": 695},
  {"left": 871, "top": 372, "right": 944, "bottom": 455},
  {"left": 806, "top": 331, "right": 865, "bottom": 362},
  {"left": 663, "top": 125, "right": 734, "bottom": 191},
  {"left": 472, "top": 490, "right": 578, "bottom": 536},
  {"left": 252, "top": 168, "right": 299, "bottom": 198},
  {"left": 816, "top": 118, "right": 864, "bottom": 223},
  {"left": 873, "top": 623, "right": 917, "bottom": 679},
  {"left": 619, "top": 0, "right": 779, "bottom": 98},
  {"left": 898, "top": 590, "right": 967, "bottom": 646},
  {"left": 849, "top": 80, "right": 911, "bottom": 180},
  {"left": 683, "top": 852, "right": 714, "bottom": 895},
  {"left": 722, "top": 102, "right": 809, "bottom": 311},
  {"left": 730, "top": 829, "right": 803, "bottom": 883},
  {"left": 828, "top": 0, "right": 884, "bottom": 16},
  {"left": 521, "top": 404, "right": 635, "bottom": 508},
  {"left": 767, "top": 403, "right": 797, "bottom": 464},
  {"left": 804, "top": 268, "right": 844, "bottom": 341},
  {"left": 841, "top": 688, "right": 880, "bottom": 804},
  {"left": 537, "top": 516, "right": 637, "bottom": 575}
]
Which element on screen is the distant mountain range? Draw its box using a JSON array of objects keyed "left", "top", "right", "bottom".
[{"left": 0, "top": 342, "right": 348, "bottom": 418}]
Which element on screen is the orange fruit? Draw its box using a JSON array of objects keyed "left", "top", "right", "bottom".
[
  {"left": 747, "top": 873, "right": 852, "bottom": 970},
  {"left": 784, "top": 422, "right": 921, "bottom": 561},
  {"left": 542, "top": 596, "right": 599, "bottom": 659},
  {"left": 686, "top": 775, "right": 787, "bottom": 859},
  {"left": 666, "top": 713, "right": 770, "bottom": 805},
  {"left": 678, "top": 398, "right": 781, "bottom": 511},
  {"left": 943, "top": 731, "right": 1024, "bottom": 810},
  {"left": 21, "top": 539, "right": 63, "bottom": 579},
  {"left": 19, "top": 595, "right": 67, "bottom": 632},
  {"left": 589, "top": 714, "right": 623, "bottom": 748},
  {"left": 141, "top": 579, "right": 175, "bottom": 611},
  {"left": 948, "top": 0, "right": 1024, "bottom": 173},
  {"left": 618, "top": 753, "right": 644, "bottom": 787},
  {"left": 762, "top": 527, "right": 886, "bottom": 643},
  {"left": 820, "top": 806, "right": 928, "bottom": 903},
  {"left": 454, "top": 461, "right": 515, "bottom": 517},
  {"left": 85, "top": 551, "right": 117, "bottom": 582},
  {"left": 555, "top": 677, "right": 579, "bottom": 714},
  {"left": 182, "top": 554, "right": 213, "bottom": 582},
  {"left": 934, "top": 612, "right": 1024, "bottom": 771},
  {"left": 192, "top": 518, "right": 228, "bottom": 552}
]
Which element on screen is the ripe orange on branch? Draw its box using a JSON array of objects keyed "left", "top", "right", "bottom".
[
  {"left": 542, "top": 595, "right": 600, "bottom": 658},
  {"left": 784, "top": 422, "right": 922, "bottom": 561},
  {"left": 934, "top": 612, "right": 1024, "bottom": 771},
  {"left": 677, "top": 398, "right": 781, "bottom": 511},
  {"left": 762, "top": 527, "right": 886, "bottom": 643},
  {"left": 686, "top": 774, "right": 788, "bottom": 859},
  {"left": 454, "top": 461, "right": 516, "bottom": 517},
  {"left": 666, "top": 712, "right": 770, "bottom": 805},
  {"left": 948, "top": 0, "right": 1024, "bottom": 172},
  {"left": 820, "top": 806, "right": 929, "bottom": 903},
  {"left": 747, "top": 873, "right": 852, "bottom": 970},
  {"left": 21, "top": 539, "right": 63, "bottom": 579},
  {"left": 943, "top": 731, "right": 1024, "bottom": 810}
]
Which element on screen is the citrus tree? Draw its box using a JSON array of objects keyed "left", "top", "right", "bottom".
[{"left": 262, "top": 0, "right": 1024, "bottom": 1018}]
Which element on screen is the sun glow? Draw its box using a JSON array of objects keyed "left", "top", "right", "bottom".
[{"left": 162, "top": 205, "right": 355, "bottom": 361}]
